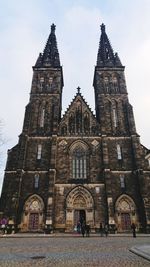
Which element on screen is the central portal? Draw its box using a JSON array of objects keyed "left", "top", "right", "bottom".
[
  {"left": 65, "top": 186, "right": 94, "bottom": 231},
  {"left": 74, "top": 210, "right": 86, "bottom": 226}
]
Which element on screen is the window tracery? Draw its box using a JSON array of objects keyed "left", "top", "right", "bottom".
[
  {"left": 104, "top": 76, "right": 109, "bottom": 93},
  {"left": 39, "top": 77, "right": 44, "bottom": 91},
  {"left": 112, "top": 76, "right": 119, "bottom": 92},
  {"left": 72, "top": 148, "right": 87, "bottom": 179}
]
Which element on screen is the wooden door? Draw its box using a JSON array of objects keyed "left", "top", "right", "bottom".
[
  {"left": 29, "top": 213, "right": 39, "bottom": 230},
  {"left": 121, "top": 213, "right": 131, "bottom": 230}
]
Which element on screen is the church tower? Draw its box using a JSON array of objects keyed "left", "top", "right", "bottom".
[
  {"left": 23, "top": 23, "right": 63, "bottom": 136},
  {"left": 93, "top": 24, "right": 148, "bottom": 231},
  {"left": 93, "top": 23, "right": 136, "bottom": 136},
  {"left": 0, "top": 24, "right": 64, "bottom": 230}
]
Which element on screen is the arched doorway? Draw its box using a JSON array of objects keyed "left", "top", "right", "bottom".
[
  {"left": 66, "top": 186, "right": 94, "bottom": 231},
  {"left": 21, "top": 194, "right": 44, "bottom": 232},
  {"left": 115, "top": 194, "right": 138, "bottom": 232}
]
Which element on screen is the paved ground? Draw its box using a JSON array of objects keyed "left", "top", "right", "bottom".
[{"left": 0, "top": 235, "right": 150, "bottom": 266}]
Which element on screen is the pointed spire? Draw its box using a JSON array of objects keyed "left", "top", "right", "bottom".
[
  {"left": 35, "top": 24, "right": 60, "bottom": 68},
  {"left": 96, "top": 23, "right": 122, "bottom": 67}
]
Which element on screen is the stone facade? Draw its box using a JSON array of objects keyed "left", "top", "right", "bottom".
[{"left": 0, "top": 23, "right": 150, "bottom": 233}]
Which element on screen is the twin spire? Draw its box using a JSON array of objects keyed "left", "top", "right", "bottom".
[
  {"left": 35, "top": 24, "right": 60, "bottom": 68},
  {"left": 97, "top": 23, "right": 122, "bottom": 67},
  {"left": 35, "top": 23, "right": 122, "bottom": 68}
]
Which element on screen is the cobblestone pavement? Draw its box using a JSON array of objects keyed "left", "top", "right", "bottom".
[{"left": 0, "top": 236, "right": 150, "bottom": 267}]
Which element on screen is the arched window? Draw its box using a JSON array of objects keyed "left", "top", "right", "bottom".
[
  {"left": 34, "top": 174, "right": 39, "bottom": 189},
  {"left": 112, "top": 76, "right": 119, "bottom": 92},
  {"left": 61, "top": 125, "right": 67, "bottom": 135},
  {"left": 49, "top": 77, "right": 53, "bottom": 88},
  {"left": 37, "top": 144, "right": 42, "bottom": 159},
  {"left": 72, "top": 148, "right": 87, "bottom": 179},
  {"left": 117, "top": 144, "right": 122, "bottom": 160},
  {"left": 76, "top": 103, "right": 82, "bottom": 133},
  {"left": 113, "top": 108, "right": 118, "bottom": 128},
  {"left": 40, "top": 108, "right": 45, "bottom": 128},
  {"left": 120, "top": 175, "right": 125, "bottom": 188},
  {"left": 39, "top": 77, "right": 44, "bottom": 91},
  {"left": 104, "top": 76, "right": 109, "bottom": 93},
  {"left": 84, "top": 113, "right": 90, "bottom": 133},
  {"left": 69, "top": 114, "right": 75, "bottom": 134}
]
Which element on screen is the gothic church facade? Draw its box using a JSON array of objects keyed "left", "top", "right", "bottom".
[{"left": 0, "top": 24, "right": 150, "bottom": 232}]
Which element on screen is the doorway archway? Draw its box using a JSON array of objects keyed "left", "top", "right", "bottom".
[
  {"left": 21, "top": 194, "right": 44, "bottom": 232},
  {"left": 115, "top": 194, "right": 138, "bottom": 232},
  {"left": 66, "top": 186, "right": 94, "bottom": 231}
]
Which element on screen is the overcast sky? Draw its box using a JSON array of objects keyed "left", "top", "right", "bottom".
[{"left": 0, "top": 0, "right": 150, "bottom": 193}]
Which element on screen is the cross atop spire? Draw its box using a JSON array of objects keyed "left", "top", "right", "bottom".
[
  {"left": 77, "top": 86, "right": 81, "bottom": 94},
  {"left": 51, "top": 23, "right": 56, "bottom": 33},
  {"left": 101, "top": 23, "right": 105, "bottom": 33},
  {"left": 96, "top": 23, "right": 122, "bottom": 67},
  {"left": 35, "top": 24, "right": 60, "bottom": 68}
]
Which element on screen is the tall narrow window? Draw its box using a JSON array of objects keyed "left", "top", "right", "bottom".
[
  {"left": 69, "top": 114, "right": 75, "bottom": 134},
  {"left": 34, "top": 174, "right": 39, "bottom": 189},
  {"left": 104, "top": 77, "right": 109, "bottom": 93},
  {"left": 49, "top": 77, "right": 53, "bottom": 88},
  {"left": 72, "top": 148, "right": 87, "bottom": 179},
  {"left": 40, "top": 77, "right": 44, "bottom": 91},
  {"left": 84, "top": 113, "right": 90, "bottom": 133},
  {"left": 117, "top": 144, "right": 122, "bottom": 160},
  {"left": 113, "top": 108, "right": 117, "bottom": 128},
  {"left": 37, "top": 144, "right": 42, "bottom": 160},
  {"left": 40, "top": 108, "right": 45, "bottom": 128},
  {"left": 113, "top": 77, "right": 118, "bottom": 92},
  {"left": 120, "top": 175, "right": 125, "bottom": 188}
]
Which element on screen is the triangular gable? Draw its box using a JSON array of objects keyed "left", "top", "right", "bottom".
[{"left": 59, "top": 91, "right": 100, "bottom": 136}]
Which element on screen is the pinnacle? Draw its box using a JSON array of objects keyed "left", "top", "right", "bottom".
[
  {"left": 51, "top": 23, "right": 56, "bottom": 33},
  {"left": 101, "top": 23, "right": 105, "bottom": 33}
]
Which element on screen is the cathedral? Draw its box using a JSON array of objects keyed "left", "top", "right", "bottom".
[{"left": 0, "top": 23, "right": 150, "bottom": 233}]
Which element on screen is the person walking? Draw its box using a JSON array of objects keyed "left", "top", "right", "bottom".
[
  {"left": 104, "top": 224, "right": 109, "bottom": 237},
  {"left": 85, "top": 224, "right": 91, "bottom": 237},
  {"left": 131, "top": 223, "right": 136, "bottom": 238},
  {"left": 77, "top": 221, "right": 81, "bottom": 234},
  {"left": 99, "top": 222, "right": 103, "bottom": 237},
  {"left": 81, "top": 221, "right": 86, "bottom": 237}
]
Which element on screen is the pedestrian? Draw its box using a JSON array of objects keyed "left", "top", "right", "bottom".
[
  {"left": 85, "top": 224, "right": 90, "bottom": 237},
  {"left": 104, "top": 224, "right": 109, "bottom": 237},
  {"left": 131, "top": 223, "right": 136, "bottom": 238},
  {"left": 99, "top": 222, "right": 103, "bottom": 237},
  {"left": 81, "top": 222, "right": 85, "bottom": 237},
  {"left": 77, "top": 221, "right": 81, "bottom": 234}
]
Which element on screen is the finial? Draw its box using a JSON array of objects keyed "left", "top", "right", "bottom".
[
  {"left": 77, "top": 86, "right": 81, "bottom": 94},
  {"left": 51, "top": 23, "right": 56, "bottom": 33},
  {"left": 101, "top": 23, "right": 105, "bottom": 33}
]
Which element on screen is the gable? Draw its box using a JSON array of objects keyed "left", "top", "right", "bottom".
[{"left": 59, "top": 93, "right": 100, "bottom": 136}]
